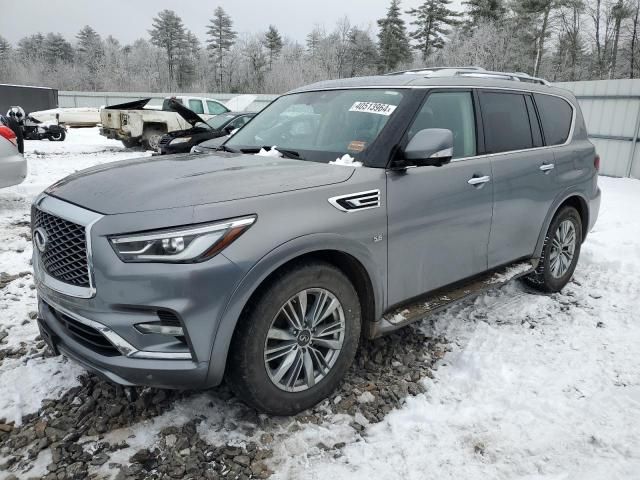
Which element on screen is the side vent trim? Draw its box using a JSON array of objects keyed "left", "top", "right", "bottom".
[{"left": 328, "top": 189, "right": 381, "bottom": 213}]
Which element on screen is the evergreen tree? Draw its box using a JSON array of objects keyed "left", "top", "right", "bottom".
[
  {"left": 18, "top": 33, "right": 45, "bottom": 62},
  {"left": 0, "top": 35, "right": 11, "bottom": 78},
  {"left": 206, "top": 6, "right": 237, "bottom": 89},
  {"left": 43, "top": 33, "right": 74, "bottom": 65},
  {"left": 263, "top": 25, "right": 284, "bottom": 69},
  {"left": 407, "top": 0, "right": 460, "bottom": 61},
  {"left": 347, "top": 28, "right": 379, "bottom": 76},
  {"left": 149, "top": 9, "right": 186, "bottom": 89},
  {"left": 463, "top": 0, "right": 507, "bottom": 27},
  {"left": 377, "top": 0, "right": 413, "bottom": 72},
  {"left": 177, "top": 30, "right": 200, "bottom": 89},
  {"left": 76, "top": 25, "right": 104, "bottom": 88}
]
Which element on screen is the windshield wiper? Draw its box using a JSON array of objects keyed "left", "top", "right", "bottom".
[
  {"left": 239, "top": 146, "right": 304, "bottom": 160},
  {"left": 215, "top": 144, "right": 240, "bottom": 153}
]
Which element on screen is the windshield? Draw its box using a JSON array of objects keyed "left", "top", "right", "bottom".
[
  {"left": 226, "top": 89, "right": 405, "bottom": 162},
  {"left": 206, "top": 113, "right": 237, "bottom": 130}
]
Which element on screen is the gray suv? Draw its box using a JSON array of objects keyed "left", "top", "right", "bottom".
[{"left": 33, "top": 69, "right": 601, "bottom": 415}]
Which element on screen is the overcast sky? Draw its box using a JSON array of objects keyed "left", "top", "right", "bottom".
[{"left": 1, "top": 0, "right": 463, "bottom": 45}]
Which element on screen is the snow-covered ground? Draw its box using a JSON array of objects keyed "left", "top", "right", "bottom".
[{"left": 1, "top": 128, "right": 639, "bottom": 479}]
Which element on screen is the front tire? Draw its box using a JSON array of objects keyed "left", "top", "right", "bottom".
[
  {"left": 227, "top": 261, "right": 361, "bottom": 415},
  {"left": 524, "top": 206, "right": 582, "bottom": 293}
]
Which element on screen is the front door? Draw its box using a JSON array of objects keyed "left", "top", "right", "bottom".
[{"left": 386, "top": 90, "right": 494, "bottom": 306}]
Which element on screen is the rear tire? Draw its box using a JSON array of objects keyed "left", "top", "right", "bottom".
[
  {"left": 121, "top": 138, "right": 139, "bottom": 148},
  {"left": 142, "top": 126, "right": 166, "bottom": 151},
  {"left": 524, "top": 206, "right": 582, "bottom": 293},
  {"left": 227, "top": 261, "right": 361, "bottom": 415}
]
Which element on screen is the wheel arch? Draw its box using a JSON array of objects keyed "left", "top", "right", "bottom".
[
  {"left": 534, "top": 191, "right": 590, "bottom": 259},
  {"left": 205, "top": 234, "right": 384, "bottom": 387}
]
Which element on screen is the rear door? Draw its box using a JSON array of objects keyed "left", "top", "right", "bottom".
[
  {"left": 480, "top": 90, "right": 558, "bottom": 268},
  {"left": 386, "top": 90, "right": 494, "bottom": 306}
]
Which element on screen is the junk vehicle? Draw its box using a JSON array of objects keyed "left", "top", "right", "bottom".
[
  {"left": 99, "top": 95, "right": 255, "bottom": 150},
  {"left": 157, "top": 100, "right": 255, "bottom": 155}
]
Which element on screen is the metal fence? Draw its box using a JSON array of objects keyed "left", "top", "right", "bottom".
[
  {"left": 61, "top": 82, "right": 640, "bottom": 179},
  {"left": 58, "top": 91, "right": 277, "bottom": 112},
  {"left": 558, "top": 79, "right": 640, "bottom": 179}
]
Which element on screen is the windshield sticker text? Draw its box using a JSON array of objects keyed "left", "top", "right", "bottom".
[{"left": 349, "top": 102, "right": 397, "bottom": 116}]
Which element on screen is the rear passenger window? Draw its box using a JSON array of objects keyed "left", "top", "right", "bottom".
[
  {"left": 188, "top": 99, "right": 205, "bottom": 114},
  {"left": 408, "top": 91, "right": 476, "bottom": 158},
  {"left": 480, "top": 92, "right": 532, "bottom": 153},
  {"left": 534, "top": 94, "right": 573, "bottom": 145}
]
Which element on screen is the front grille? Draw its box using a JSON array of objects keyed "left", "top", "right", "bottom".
[
  {"left": 50, "top": 307, "right": 120, "bottom": 356},
  {"left": 32, "top": 208, "right": 90, "bottom": 288},
  {"left": 159, "top": 135, "right": 172, "bottom": 146}
]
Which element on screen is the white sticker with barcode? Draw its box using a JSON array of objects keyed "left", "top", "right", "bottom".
[{"left": 349, "top": 101, "right": 397, "bottom": 116}]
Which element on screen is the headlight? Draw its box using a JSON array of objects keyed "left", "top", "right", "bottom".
[
  {"left": 109, "top": 216, "right": 256, "bottom": 263},
  {"left": 170, "top": 137, "right": 192, "bottom": 145}
]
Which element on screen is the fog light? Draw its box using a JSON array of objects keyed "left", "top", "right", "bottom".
[{"left": 136, "top": 323, "right": 184, "bottom": 336}]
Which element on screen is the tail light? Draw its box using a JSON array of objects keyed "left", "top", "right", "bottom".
[
  {"left": 0, "top": 126, "right": 17, "bottom": 148},
  {"left": 594, "top": 153, "right": 600, "bottom": 171}
]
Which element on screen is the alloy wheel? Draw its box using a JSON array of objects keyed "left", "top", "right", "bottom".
[
  {"left": 549, "top": 219, "right": 576, "bottom": 278},
  {"left": 264, "top": 288, "right": 345, "bottom": 392}
]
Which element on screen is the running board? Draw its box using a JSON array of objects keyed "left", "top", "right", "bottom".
[{"left": 368, "top": 260, "right": 535, "bottom": 338}]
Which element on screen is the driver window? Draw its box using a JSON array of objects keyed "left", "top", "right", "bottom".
[{"left": 408, "top": 92, "right": 476, "bottom": 159}]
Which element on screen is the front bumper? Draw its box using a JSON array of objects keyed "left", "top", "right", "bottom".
[
  {"left": 33, "top": 195, "right": 247, "bottom": 389},
  {"left": 37, "top": 304, "right": 207, "bottom": 388}
]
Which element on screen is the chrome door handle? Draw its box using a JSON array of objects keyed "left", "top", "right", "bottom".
[
  {"left": 468, "top": 175, "right": 491, "bottom": 185},
  {"left": 539, "top": 163, "right": 555, "bottom": 172}
]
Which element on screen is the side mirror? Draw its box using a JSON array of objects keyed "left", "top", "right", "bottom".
[{"left": 404, "top": 128, "right": 454, "bottom": 167}]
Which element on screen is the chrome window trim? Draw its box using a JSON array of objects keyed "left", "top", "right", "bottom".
[
  {"left": 33, "top": 194, "right": 102, "bottom": 299},
  {"left": 46, "top": 299, "right": 193, "bottom": 360}
]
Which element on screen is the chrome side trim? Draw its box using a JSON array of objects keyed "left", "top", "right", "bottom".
[
  {"left": 33, "top": 194, "right": 102, "bottom": 299},
  {"left": 47, "top": 300, "right": 193, "bottom": 360},
  {"left": 328, "top": 189, "right": 381, "bottom": 213}
]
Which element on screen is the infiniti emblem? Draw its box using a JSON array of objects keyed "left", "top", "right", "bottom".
[
  {"left": 297, "top": 330, "right": 311, "bottom": 346},
  {"left": 33, "top": 227, "right": 48, "bottom": 253}
]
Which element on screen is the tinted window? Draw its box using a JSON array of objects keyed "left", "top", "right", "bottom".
[
  {"left": 408, "top": 91, "right": 476, "bottom": 158},
  {"left": 534, "top": 94, "right": 573, "bottom": 145},
  {"left": 188, "top": 99, "right": 204, "bottom": 114},
  {"left": 207, "top": 100, "right": 228, "bottom": 115},
  {"left": 480, "top": 92, "right": 532, "bottom": 153}
]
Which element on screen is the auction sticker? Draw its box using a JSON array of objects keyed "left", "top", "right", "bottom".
[{"left": 349, "top": 101, "right": 397, "bottom": 116}]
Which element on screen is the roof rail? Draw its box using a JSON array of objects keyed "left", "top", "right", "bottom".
[{"left": 385, "top": 66, "right": 550, "bottom": 86}]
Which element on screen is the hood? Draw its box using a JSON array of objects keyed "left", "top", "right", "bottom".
[
  {"left": 104, "top": 98, "right": 152, "bottom": 110},
  {"left": 165, "top": 99, "right": 207, "bottom": 127},
  {"left": 46, "top": 153, "right": 355, "bottom": 215}
]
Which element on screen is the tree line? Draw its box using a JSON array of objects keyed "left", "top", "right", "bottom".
[{"left": 0, "top": 0, "right": 639, "bottom": 95}]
